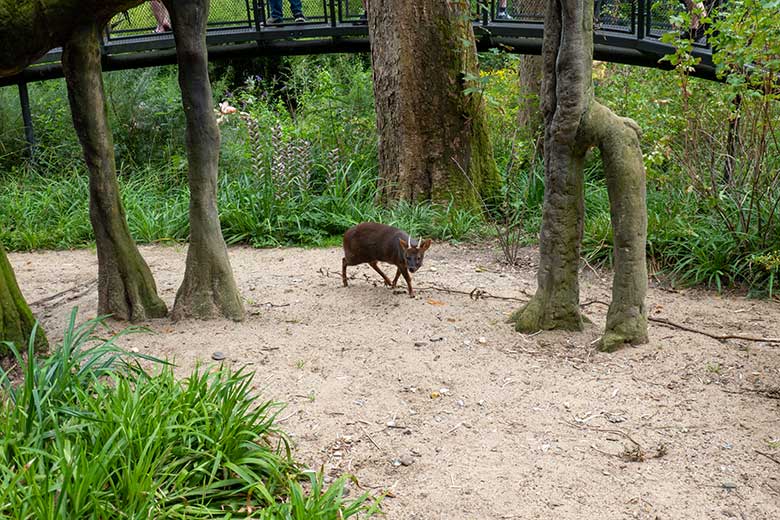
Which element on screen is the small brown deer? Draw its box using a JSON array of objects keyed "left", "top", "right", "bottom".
[{"left": 342, "top": 222, "right": 432, "bottom": 297}]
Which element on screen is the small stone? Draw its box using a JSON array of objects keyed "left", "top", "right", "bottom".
[
  {"left": 130, "top": 347, "right": 140, "bottom": 353},
  {"left": 456, "top": 399, "right": 465, "bottom": 408},
  {"left": 721, "top": 482, "right": 738, "bottom": 490},
  {"left": 722, "top": 442, "right": 733, "bottom": 450},
  {"left": 463, "top": 340, "right": 471, "bottom": 346},
  {"left": 439, "top": 387, "right": 450, "bottom": 395},
  {"left": 400, "top": 454, "right": 414, "bottom": 466},
  {"left": 391, "top": 459, "right": 402, "bottom": 467},
  {"left": 414, "top": 341, "right": 427, "bottom": 347},
  {"left": 478, "top": 337, "right": 487, "bottom": 344},
  {"left": 211, "top": 351, "right": 226, "bottom": 361}
]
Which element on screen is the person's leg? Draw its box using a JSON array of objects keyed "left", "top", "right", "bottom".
[
  {"left": 497, "top": 0, "right": 511, "bottom": 20},
  {"left": 289, "top": 0, "right": 305, "bottom": 20},
  {"left": 267, "top": 0, "right": 283, "bottom": 23},
  {"left": 150, "top": 0, "right": 171, "bottom": 32}
]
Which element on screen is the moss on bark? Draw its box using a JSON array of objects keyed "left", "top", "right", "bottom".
[
  {"left": 0, "top": 244, "right": 46, "bottom": 356},
  {"left": 0, "top": 0, "right": 143, "bottom": 76}
]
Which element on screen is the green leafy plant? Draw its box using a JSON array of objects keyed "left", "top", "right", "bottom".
[{"left": 0, "top": 310, "right": 381, "bottom": 519}]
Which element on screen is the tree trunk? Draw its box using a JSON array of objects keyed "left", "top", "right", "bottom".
[
  {"left": 517, "top": 55, "right": 543, "bottom": 136},
  {"left": 516, "top": 0, "right": 545, "bottom": 141},
  {"left": 510, "top": 0, "right": 648, "bottom": 351},
  {"left": 367, "top": 0, "right": 501, "bottom": 210},
  {"left": 62, "top": 22, "right": 167, "bottom": 322},
  {"left": 0, "top": 245, "right": 47, "bottom": 355},
  {"left": 164, "top": 0, "right": 244, "bottom": 321}
]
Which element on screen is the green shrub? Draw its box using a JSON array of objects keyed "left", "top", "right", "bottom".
[{"left": 0, "top": 310, "right": 381, "bottom": 519}]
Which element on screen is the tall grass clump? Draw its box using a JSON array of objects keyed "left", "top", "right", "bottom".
[{"left": 0, "top": 310, "right": 380, "bottom": 519}]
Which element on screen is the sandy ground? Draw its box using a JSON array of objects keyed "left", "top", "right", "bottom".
[{"left": 9, "top": 243, "right": 780, "bottom": 519}]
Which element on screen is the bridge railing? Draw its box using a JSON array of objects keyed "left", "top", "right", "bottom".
[{"left": 101, "top": 0, "right": 706, "bottom": 44}]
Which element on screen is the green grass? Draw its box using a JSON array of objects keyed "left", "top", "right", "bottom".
[{"left": 0, "top": 310, "right": 381, "bottom": 519}]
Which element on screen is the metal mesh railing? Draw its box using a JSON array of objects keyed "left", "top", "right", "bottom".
[
  {"left": 105, "top": 0, "right": 704, "bottom": 40},
  {"left": 91, "top": 0, "right": 720, "bottom": 60}
]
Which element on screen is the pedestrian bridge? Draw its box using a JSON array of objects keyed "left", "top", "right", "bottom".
[{"left": 0, "top": 0, "right": 716, "bottom": 89}]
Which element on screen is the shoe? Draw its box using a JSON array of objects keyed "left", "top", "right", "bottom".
[
  {"left": 293, "top": 13, "right": 306, "bottom": 23},
  {"left": 265, "top": 16, "right": 282, "bottom": 25},
  {"left": 496, "top": 11, "right": 512, "bottom": 20}
]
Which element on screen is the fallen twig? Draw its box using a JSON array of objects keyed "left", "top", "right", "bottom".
[
  {"left": 318, "top": 267, "right": 528, "bottom": 303},
  {"left": 359, "top": 424, "right": 383, "bottom": 452},
  {"left": 562, "top": 419, "right": 642, "bottom": 447},
  {"left": 258, "top": 302, "right": 291, "bottom": 308},
  {"left": 755, "top": 449, "right": 780, "bottom": 466},
  {"left": 649, "top": 317, "right": 780, "bottom": 344},
  {"left": 31, "top": 279, "right": 97, "bottom": 309},
  {"left": 583, "top": 299, "right": 780, "bottom": 344}
]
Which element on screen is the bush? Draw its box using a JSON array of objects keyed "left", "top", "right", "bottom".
[{"left": 0, "top": 310, "right": 381, "bottom": 519}]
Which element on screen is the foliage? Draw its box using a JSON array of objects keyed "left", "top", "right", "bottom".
[
  {"left": 0, "top": 310, "right": 380, "bottom": 519},
  {"left": 1, "top": 40, "right": 779, "bottom": 295},
  {"left": 652, "top": 0, "right": 780, "bottom": 295}
]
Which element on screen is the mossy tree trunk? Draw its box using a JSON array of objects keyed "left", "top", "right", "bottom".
[
  {"left": 0, "top": 244, "right": 47, "bottom": 355},
  {"left": 62, "top": 22, "right": 167, "bottom": 322},
  {"left": 367, "top": 0, "right": 501, "bottom": 210},
  {"left": 510, "top": 0, "right": 648, "bottom": 351},
  {"left": 163, "top": 0, "right": 244, "bottom": 321}
]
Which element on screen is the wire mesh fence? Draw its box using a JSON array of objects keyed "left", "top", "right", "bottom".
[{"left": 98, "top": 0, "right": 708, "bottom": 46}]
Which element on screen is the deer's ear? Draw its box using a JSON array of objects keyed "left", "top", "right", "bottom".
[
  {"left": 398, "top": 238, "right": 408, "bottom": 249},
  {"left": 420, "top": 239, "right": 432, "bottom": 251}
]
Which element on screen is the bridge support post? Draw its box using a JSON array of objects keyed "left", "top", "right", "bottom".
[
  {"left": 637, "top": 0, "right": 645, "bottom": 39},
  {"left": 17, "top": 80, "right": 35, "bottom": 156}
]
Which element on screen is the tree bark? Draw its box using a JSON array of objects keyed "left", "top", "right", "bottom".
[
  {"left": 62, "top": 22, "right": 167, "bottom": 322},
  {"left": 367, "top": 0, "right": 501, "bottom": 210},
  {"left": 516, "top": 0, "right": 545, "bottom": 141},
  {"left": 510, "top": 0, "right": 648, "bottom": 351},
  {"left": 164, "top": 0, "right": 244, "bottom": 321},
  {"left": 0, "top": 244, "right": 47, "bottom": 355},
  {"left": 517, "top": 55, "right": 543, "bottom": 136}
]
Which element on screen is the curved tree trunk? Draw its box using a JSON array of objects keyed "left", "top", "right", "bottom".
[
  {"left": 62, "top": 22, "right": 167, "bottom": 322},
  {"left": 164, "top": 0, "right": 244, "bottom": 321},
  {"left": 510, "top": 0, "right": 648, "bottom": 351},
  {"left": 367, "top": 0, "right": 501, "bottom": 210},
  {"left": 0, "top": 245, "right": 47, "bottom": 355}
]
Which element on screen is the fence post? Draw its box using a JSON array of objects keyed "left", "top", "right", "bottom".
[
  {"left": 18, "top": 80, "right": 36, "bottom": 156},
  {"left": 637, "top": 0, "right": 646, "bottom": 40},
  {"left": 329, "top": 0, "right": 337, "bottom": 27}
]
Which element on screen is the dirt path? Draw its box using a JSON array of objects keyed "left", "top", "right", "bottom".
[{"left": 10, "top": 243, "right": 780, "bottom": 519}]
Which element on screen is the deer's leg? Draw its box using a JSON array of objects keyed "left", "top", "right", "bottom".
[
  {"left": 401, "top": 268, "right": 414, "bottom": 297},
  {"left": 342, "top": 257, "right": 349, "bottom": 287},
  {"left": 392, "top": 268, "right": 401, "bottom": 288},
  {"left": 369, "top": 261, "right": 393, "bottom": 286}
]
